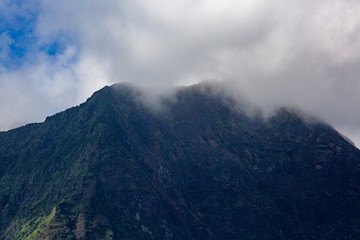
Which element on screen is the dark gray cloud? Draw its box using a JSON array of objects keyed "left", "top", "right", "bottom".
[{"left": 1, "top": 0, "right": 360, "bottom": 146}]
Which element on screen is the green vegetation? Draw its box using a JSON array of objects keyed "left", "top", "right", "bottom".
[{"left": 1, "top": 82, "right": 360, "bottom": 239}]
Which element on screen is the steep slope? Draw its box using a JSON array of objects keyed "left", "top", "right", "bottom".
[{"left": 1, "top": 83, "right": 360, "bottom": 240}]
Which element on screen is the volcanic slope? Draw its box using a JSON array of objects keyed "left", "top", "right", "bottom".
[{"left": 1, "top": 83, "right": 360, "bottom": 240}]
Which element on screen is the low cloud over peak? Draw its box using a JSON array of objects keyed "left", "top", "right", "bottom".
[{"left": 1, "top": 0, "right": 360, "bottom": 146}]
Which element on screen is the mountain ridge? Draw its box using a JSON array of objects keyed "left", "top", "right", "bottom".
[{"left": 1, "top": 82, "right": 360, "bottom": 239}]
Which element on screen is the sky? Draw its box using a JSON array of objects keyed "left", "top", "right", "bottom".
[{"left": 1, "top": 0, "right": 360, "bottom": 147}]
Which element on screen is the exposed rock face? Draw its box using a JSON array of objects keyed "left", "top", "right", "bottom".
[{"left": 1, "top": 83, "right": 360, "bottom": 239}]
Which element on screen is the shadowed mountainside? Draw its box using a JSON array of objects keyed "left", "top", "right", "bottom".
[{"left": 1, "top": 82, "right": 360, "bottom": 239}]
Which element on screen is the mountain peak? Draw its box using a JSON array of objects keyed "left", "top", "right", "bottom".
[{"left": 1, "top": 83, "right": 360, "bottom": 239}]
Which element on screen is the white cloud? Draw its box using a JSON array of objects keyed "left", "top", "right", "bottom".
[{"left": 1, "top": 0, "right": 360, "bottom": 147}]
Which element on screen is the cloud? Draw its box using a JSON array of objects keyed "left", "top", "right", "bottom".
[{"left": 1, "top": 0, "right": 360, "bottom": 146}]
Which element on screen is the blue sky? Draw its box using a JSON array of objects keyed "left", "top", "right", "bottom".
[
  {"left": 0, "top": 0, "right": 75, "bottom": 68},
  {"left": 0, "top": 1, "right": 36, "bottom": 67},
  {"left": 1, "top": 0, "right": 360, "bottom": 147}
]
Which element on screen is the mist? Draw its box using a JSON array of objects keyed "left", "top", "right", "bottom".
[{"left": 1, "top": 0, "right": 360, "bottom": 146}]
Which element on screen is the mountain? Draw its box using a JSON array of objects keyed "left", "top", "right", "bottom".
[{"left": 1, "top": 82, "right": 360, "bottom": 240}]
